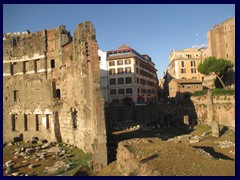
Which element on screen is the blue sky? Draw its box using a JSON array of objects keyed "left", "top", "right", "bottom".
[{"left": 3, "top": 4, "right": 235, "bottom": 78}]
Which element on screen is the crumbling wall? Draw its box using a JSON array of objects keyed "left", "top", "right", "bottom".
[
  {"left": 191, "top": 93, "right": 235, "bottom": 127},
  {"left": 3, "top": 21, "right": 107, "bottom": 171}
]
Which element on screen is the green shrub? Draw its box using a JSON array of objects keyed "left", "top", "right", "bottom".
[
  {"left": 212, "top": 88, "right": 235, "bottom": 96},
  {"left": 193, "top": 90, "right": 207, "bottom": 96}
]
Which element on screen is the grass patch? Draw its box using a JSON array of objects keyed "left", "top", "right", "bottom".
[
  {"left": 212, "top": 89, "right": 235, "bottom": 96},
  {"left": 193, "top": 90, "right": 207, "bottom": 96}
]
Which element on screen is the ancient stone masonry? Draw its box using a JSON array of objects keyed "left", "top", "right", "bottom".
[
  {"left": 191, "top": 92, "right": 235, "bottom": 128},
  {"left": 3, "top": 21, "right": 107, "bottom": 171}
]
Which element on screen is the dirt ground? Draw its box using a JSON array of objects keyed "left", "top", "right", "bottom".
[{"left": 96, "top": 125, "right": 235, "bottom": 176}]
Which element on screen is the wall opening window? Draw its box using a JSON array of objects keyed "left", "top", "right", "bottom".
[
  {"left": 191, "top": 68, "right": 196, "bottom": 73},
  {"left": 12, "top": 114, "right": 16, "bottom": 131},
  {"left": 118, "top": 78, "right": 124, "bottom": 84},
  {"left": 125, "top": 77, "right": 132, "bottom": 84},
  {"left": 109, "top": 69, "right": 115, "bottom": 75},
  {"left": 35, "top": 114, "right": 40, "bottom": 131},
  {"left": 13, "top": 90, "right": 18, "bottom": 102},
  {"left": 118, "top": 89, "right": 125, "bottom": 94},
  {"left": 50, "top": 59, "right": 55, "bottom": 68},
  {"left": 10, "top": 63, "right": 14, "bottom": 75},
  {"left": 126, "top": 88, "right": 133, "bottom": 94},
  {"left": 46, "top": 114, "right": 50, "bottom": 129},
  {"left": 181, "top": 68, "right": 186, "bottom": 74},
  {"left": 226, "top": 54, "right": 229, "bottom": 59},
  {"left": 24, "top": 114, "right": 28, "bottom": 131},
  {"left": 56, "top": 89, "right": 61, "bottom": 98},
  {"left": 125, "top": 67, "right": 131, "bottom": 73},
  {"left": 110, "top": 89, "right": 117, "bottom": 95},
  {"left": 117, "top": 60, "right": 123, "bottom": 65},
  {"left": 181, "top": 61, "right": 185, "bottom": 67},
  {"left": 34, "top": 59, "right": 39, "bottom": 73},
  {"left": 125, "top": 59, "right": 131, "bottom": 65},
  {"left": 23, "top": 62, "right": 26, "bottom": 74},
  {"left": 72, "top": 111, "right": 77, "bottom": 129},
  {"left": 109, "top": 61, "right": 115, "bottom": 66},
  {"left": 117, "top": 68, "right": 124, "bottom": 74},
  {"left": 191, "top": 61, "right": 196, "bottom": 67},
  {"left": 110, "top": 78, "right": 116, "bottom": 85}
]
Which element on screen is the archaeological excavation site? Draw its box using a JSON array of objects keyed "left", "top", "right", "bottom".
[{"left": 3, "top": 20, "right": 235, "bottom": 176}]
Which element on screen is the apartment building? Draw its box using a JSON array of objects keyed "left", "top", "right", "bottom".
[
  {"left": 98, "top": 49, "right": 109, "bottom": 103},
  {"left": 165, "top": 48, "right": 205, "bottom": 98},
  {"left": 106, "top": 44, "right": 158, "bottom": 103},
  {"left": 168, "top": 48, "right": 206, "bottom": 81}
]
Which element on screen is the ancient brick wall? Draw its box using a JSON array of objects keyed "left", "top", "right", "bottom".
[
  {"left": 191, "top": 92, "right": 235, "bottom": 127},
  {"left": 3, "top": 21, "right": 107, "bottom": 171}
]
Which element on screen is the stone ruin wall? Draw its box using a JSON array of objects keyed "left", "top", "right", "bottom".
[
  {"left": 191, "top": 93, "right": 235, "bottom": 128},
  {"left": 3, "top": 21, "right": 107, "bottom": 171}
]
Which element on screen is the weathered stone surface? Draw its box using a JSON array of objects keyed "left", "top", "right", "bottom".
[
  {"left": 3, "top": 21, "right": 107, "bottom": 171},
  {"left": 212, "top": 121, "right": 220, "bottom": 137}
]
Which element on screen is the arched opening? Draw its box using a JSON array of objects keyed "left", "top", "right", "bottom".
[
  {"left": 50, "top": 59, "right": 55, "bottom": 68},
  {"left": 56, "top": 89, "right": 61, "bottom": 98}
]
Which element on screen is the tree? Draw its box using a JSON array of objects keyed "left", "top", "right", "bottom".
[{"left": 198, "top": 57, "right": 234, "bottom": 89}]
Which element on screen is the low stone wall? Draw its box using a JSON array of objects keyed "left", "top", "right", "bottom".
[{"left": 105, "top": 103, "right": 198, "bottom": 131}]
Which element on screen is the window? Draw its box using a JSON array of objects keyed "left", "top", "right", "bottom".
[
  {"left": 137, "top": 88, "right": 140, "bottom": 93},
  {"left": 137, "top": 77, "right": 139, "bottom": 84},
  {"left": 109, "top": 69, "right": 116, "bottom": 75},
  {"left": 46, "top": 115, "right": 50, "bottom": 129},
  {"left": 182, "top": 77, "right": 186, "bottom": 79},
  {"left": 191, "top": 61, "right": 196, "bottom": 67},
  {"left": 50, "top": 59, "right": 55, "bottom": 68},
  {"left": 110, "top": 78, "right": 116, "bottom": 85},
  {"left": 192, "top": 77, "right": 197, "bottom": 79},
  {"left": 110, "top": 89, "right": 117, "bottom": 95},
  {"left": 125, "top": 67, "right": 131, "bottom": 73},
  {"left": 191, "top": 68, "right": 196, "bottom": 73},
  {"left": 135, "top": 59, "right": 139, "bottom": 65},
  {"left": 118, "top": 89, "right": 125, "bottom": 94},
  {"left": 196, "top": 86, "right": 199, "bottom": 89},
  {"left": 23, "top": 62, "right": 26, "bottom": 74},
  {"left": 178, "top": 54, "right": 183, "bottom": 57},
  {"left": 125, "top": 59, "right": 131, "bottom": 65},
  {"left": 186, "top": 54, "right": 191, "bottom": 59},
  {"left": 36, "top": 115, "right": 40, "bottom": 131},
  {"left": 13, "top": 90, "right": 18, "bottom": 102},
  {"left": 117, "top": 68, "right": 124, "bottom": 74},
  {"left": 56, "top": 89, "right": 61, "bottom": 98},
  {"left": 24, "top": 114, "right": 28, "bottom": 131},
  {"left": 126, "top": 88, "right": 133, "bottom": 94},
  {"left": 140, "top": 79, "right": 146, "bottom": 85},
  {"left": 181, "top": 69, "right": 186, "bottom": 74},
  {"left": 226, "top": 43, "right": 228, "bottom": 48},
  {"left": 109, "top": 61, "right": 115, "bottom": 66},
  {"left": 72, "top": 111, "right": 77, "bottom": 129},
  {"left": 10, "top": 63, "right": 14, "bottom": 75},
  {"left": 118, "top": 78, "right": 124, "bottom": 84},
  {"left": 117, "top": 60, "right": 123, "bottom": 65},
  {"left": 12, "top": 114, "right": 16, "bottom": 131},
  {"left": 187, "top": 86, "right": 191, "bottom": 89},
  {"left": 181, "top": 61, "right": 185, "bottom": 67},
  {"left": 125, "top": 77, "right": 132, "bottom": 84},
  {"left": 34, "top": 59, "right": 39, "bottom": 73},
  {"left": 136, "top": 68, "right": 139, "bottom": 74},
  {"left": 226, "top": 54, "right": 229, "bottom": 58}
]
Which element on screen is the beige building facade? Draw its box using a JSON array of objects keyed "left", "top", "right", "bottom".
[
  {"left": 106, "top": 44, "right": 158, "bottom": 103},
  {"left": 168, "top": 79, "right": 203, "bottom": 99},
  {"left": 168, "top": 48, "right": 206, "bottom": 81}
]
